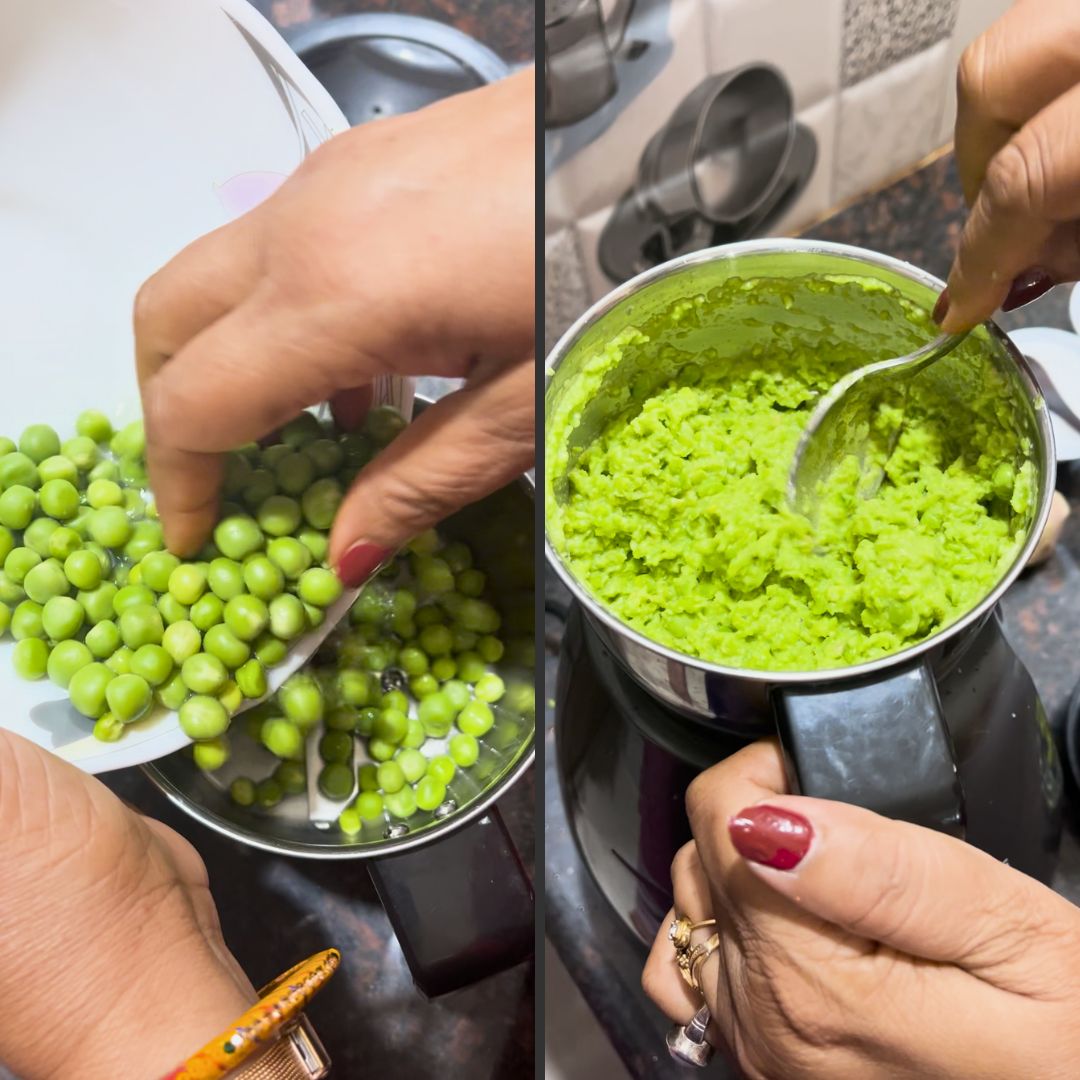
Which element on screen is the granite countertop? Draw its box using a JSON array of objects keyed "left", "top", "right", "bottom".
[
  {"left": 545, "top": 148, "right": 1080, "bottom": 1078},
  {"left": 99, "top": 3, "right": 536, "bottom": 1078}
]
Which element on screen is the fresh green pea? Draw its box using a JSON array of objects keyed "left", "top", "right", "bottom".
[
  {"left": 137, "top": 551, "right": 178, "bottom": 594},
  {"left": 266, "top": 536, "right": 312, "bottom": 580},
  {"left": 63, "top": 549, "right": 101, "bottom": 591},
  {"left": 297, "top": 567, "right": 342, "bottom": 608},
  {"left": 274, "top": 759, "right": 307, "bottom": 796},
  {"left": 449, "top": 733, "right": 479, "bottom": 767},
  {"left": 356, "top": 791, "right": 384, "bottom": 821},
  {"left": 88, "top": 459, "right": 119, "bottom": 483},
  {"left": 0, "top": 527, "right": 14, "bottom": 566},
  {"left": 92, "top": 713, "right": 124, "bottom": 742},
  {"left": 380, "top": 690, "right": 409, "bottom": 713},
  {"left": 458, "top": 598, "right": 501, "bottom": 634},
  {"left": 217, "top": 679, "right": 244, "bottom": 717},
  {"left": 11, "top": 600, "right": 44, "bottom": 641},
  {"left": 456, "top": 569, "right": 486, "bottom": 597},
  {"left": 24, "top": 560, "right": 69, "bottom": 604},
  {"left": 430, "top": 657, "right": 457, "bottom": 682},
  {"left": 119, "top": 604, "right": 164, "bottom": 649},
  {"left": 364, "top": 405, "right": 407, "bottom": 446},
  {"left": 274, "top": 451, "right": 315, "bottom": 496},
  {"left": 22, "top": 519, "right": 57, "bottom": 560},
  {"left": 157, "top": 593, "right": 190, "bottom": 626},
  {"left": 78, "top": 582, "right": 118, "bottom": 624},
  {"left": 110, "top": 419, "right": 145, "bottom": 460},
  {"left": 317, "top": 762, "right": 353, "bottom": 800},
  {"left": 76, "top": 410, "right": 113, "bottom": 444},
  {"left": 254, "top": 632, "right": 287, "bottom": 668},
  {"left": 319, "top": 729, "right": 353, "bottom": 764},
  {"left": 42, "top": 595, "right": 84, "bottom": 640},
  {"left": 5, "top": 547, "right": 41, "bottom": 585},
  {"left": 338, "top": 807, "right": 362, "bottom": 835},
  {"left": 442, "top": 680, "right": 471, "bottom": 712},
  {"left": 190, "top": 592, "right": 224, "bottom": 631},
  {"left": 46, "top": 639, "right": 92, "bottom": 688},
  {"left": 0, "top": 601, "right": 9, "bottom": 637},
  {"left": 88, "top": 506, "right": 132, "bottom": 549},
  {"left": 106, "top": 673, "right": 152, "bottom": 722},
  {"left": 407, "top": 673, "right": 436, "bottom": 700},
  {"left": 167, "top": 564, "right": 207, "bottom": 606},
  {"left": 0, "top": 486, "right": 36, "bottom": 530},
  {"left": 340, "top": 430, "right": 374, "bottom": 472},
  {"left": 241, "top": 469, "right": 277, "bottom": 509},
  {"left": 474, "top": 673, "right": 506, "bottom": 704},
  {"left": 458, "top": 700, "right": 494, "bottom": 737},
  {"left": 326, "top": 707, "right": 357, "bottom": 733},
  {"left": 438, "top": 592, "right": 466, "bottom": 620},
  {"left": 0, "top": 453, "right": 39, "bottom": 490},
  {"left": 418, "top": 624, "right": 452, "bottom": 657},
  {"left": 85, "top": 619, "right": 121, "bottom": 659},
  {"left": 113, "top": 584, "right": 155, "bottom": 615},
  {"left": 384, "top": 787, "right": 417, "bottom": 820},
  {"left": 395, "top": 748, "right": 427, "bottom": 784},
  {"left": 256, "top": 495, "right": 302, "bottom": 537},
  {"left": 418, "top": 691, "right": 454, "bottom": 737},
  {"left": 130, "top": 644, "right": 174, "bottom": 687},
  {"left": 415, "top": 775, "right": 448, "bottom": 812},
  {"left": 357, "top": 763, "right": 380, "bottom": 791},
  {"left": 356, "top": 707, "right": 379, "bottom": 737},
  {"left": 243, "top": 556, "right": 284, "bottom": 601},
  {"left": 303, "top": 602, "right": 325, "bottom": 630},
  {"left": 477, "top": 635, "right": 505, "bottom": 664},
  {"left": 297, "top": 527, "right": 328, "bottom": 563},
  {"left": 156, "top": 671, "right": 189, "bottom": 711},
  {"left": 399, "top": 646, "right": 429, "bottom": 676},
  {"left": 214, "top": 515, "right": 264, "bottom": 560},
  {"left": 124, "top": 521, "right": 163, "bottom": 561},
  {"left": 230, "top": 777, "right": 257, "bottom": 807},
  {"left": 414, "top": 605, "right": 441, "bottom": 629},
  {"left": 178, "top": 695, "right": 229, "bottom": 740},
  {"left": 105, "top": 646, "right": 134, "bottom": 675},
  {"left": 414, "top": 556, "right": 454, "bottom": 595},
  {"left": 279, "top": 674, "right": 323, "bottom": 730},
  {"left": 306, "top": 438, "right": 344, "bottom": 475},
  {"left": 373, "top": 708, "right": 408, "bottom": 744},
  {"left": 367, "top": 737, "right": 397, "bottom": 762},
  {"left": 12, "top": 637, "right": 48, "bottom": 679},
  {"left": 19, "top": 423, "right": 60, "bottom": 464},
  {"left": 336, "top": 669, "right": 372, "bottom": 708},
  {"left": 47, "top": 527, "right": 82, "bottom": 561},
  {"left": 427, "top": 754, "right": 457, "bottom": 787},
  {"left": 193, "top": 736, "right": 230, "bottom": 772},
  {"left": 261, "top": 717, "right": 303, "bottom": 760},
  {"left": 37, "top": 455, "right": 78, "bottom": 486},
  {"left": 223, "top": 593, "right": 269, "bottom": 642},
  {"left": 440, "top": 542, "right": 472, "bottom": 573},
  {"left": 236, "top": 658, "right": 267, "bottom": 699},
  {"left": 0, "top": 437, "right": 12, "bottom": 457},
  {"left": 82, "top": 542, "right": 111, "bottom": 575},
  {"left": 280, "top": 412, "right": 324, "bottom": 447},
  {"left": 60, "top": 436, "right": 99, "bottom": 471},
  {"left": 203, "top": 623, "right": 251, "bottom": 669},
  {"left": 300, "top": 478, "right": 342, "bottom": 530},
  {"left": 456, "top": 651, "right": 487, "bottom": 684},
  {"left": 351, "top": 585, "right": 391, "bottom": 625},
  {"left": 207, "top": 557, "right": 244, "bottom": 601},
  {"left": 376, "top": 759, "right": 406, "bottom": 794},
  {"left": 181, "top": 652, "right": 228, "bottom": 694},
  {"left": 68, "top": 662, "right": 115, "bottom": 717}
]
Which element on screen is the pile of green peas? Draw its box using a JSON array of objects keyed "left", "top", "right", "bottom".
[
  {"left": 0, "top": 405, "right": 408, "bottom": 753},
  {"left": 225, "top": 526, "right": 536, "bottom": 836}
]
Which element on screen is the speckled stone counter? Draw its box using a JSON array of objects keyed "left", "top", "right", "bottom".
[
  {"left": 545, "top": 147, "right": 1080, "bottom": 1078},
  {"left": 94, "top": 3, "right": 536, "bottom": 1075}
]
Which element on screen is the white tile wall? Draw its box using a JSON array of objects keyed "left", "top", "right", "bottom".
[
  {"left": 834, "top": 39, "right": 949, "bottom": 204},
  {"left": 770, "top": 95, "right": 839, "bottom": 234},
  {"left": 703, "top": 0, "right": 843, "bottom": 110}
]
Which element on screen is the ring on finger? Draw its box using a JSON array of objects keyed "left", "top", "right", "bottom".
[
  {"left": 668, "top": 914, "right": 716, "bottom": 954},
  {"left": 686, "top": 932, "right": 720, "bottom": 991}
]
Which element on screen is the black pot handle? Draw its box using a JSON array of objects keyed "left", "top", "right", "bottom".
[
  {"left": 773, "top": 659, "right": 966, "bottom": 835},
  {"left": 367, "top": 806, "right": 534, "bottom": 997}
]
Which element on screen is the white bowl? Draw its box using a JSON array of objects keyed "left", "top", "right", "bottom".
[{"left": 0, "top": 0, "right": 412, "bottom": 771}]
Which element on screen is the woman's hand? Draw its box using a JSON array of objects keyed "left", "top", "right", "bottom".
[
  {"left": 940, "top": 0, "right": 1080, "bottom": 332},
  {"left": 134, "top": 70, "right": 535, "bottom": 574},
  {"left": 643, "top": 741, "right": 1080, "bottom": 1079},
  {"left": 0, "top": 729, "right": 254, "bottom": 1080}
]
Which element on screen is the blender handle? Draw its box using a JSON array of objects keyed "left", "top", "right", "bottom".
[
  {"left": 772, "top": 659, "right": 966, "bottom": 835},
  {"left": 367, "top": 806, "right": 534, "bottom": 997}
]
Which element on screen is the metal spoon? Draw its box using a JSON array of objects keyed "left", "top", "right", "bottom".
[{"left": 787, "top": 330, "right": 967, "bottom": 516}]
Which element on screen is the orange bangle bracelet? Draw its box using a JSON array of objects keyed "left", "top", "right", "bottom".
[{"left": 161, "top": 948, "right": 340, "bottom": 1080}]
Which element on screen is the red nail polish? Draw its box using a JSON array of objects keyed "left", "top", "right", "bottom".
[
  {"left": 932, "top": 288, "right": 951, "bottom": 325},
  {"left": 337, "top": 541, "right": 392, "bottom": 587},
  {"left": 728, "top": 805, "right": 813, "bottom": 871},
  {"left": 1002, "top": 268, "right": 1055, "bottom": 312}
]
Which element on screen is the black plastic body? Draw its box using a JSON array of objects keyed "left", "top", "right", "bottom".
[
  {"left": 368, "top": 809, "right": 534, "bottom": 997},
  {"left": 556, "top": 604, "right": 1063, "bottom": 945}
]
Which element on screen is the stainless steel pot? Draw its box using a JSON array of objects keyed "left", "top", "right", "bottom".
[{"left": 545, "top": 239, "right": 1056, "bottom": 835}]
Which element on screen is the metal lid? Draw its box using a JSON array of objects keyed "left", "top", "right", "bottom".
[{"left": 286, "top": 14, "right": 510, "bottom": 125}]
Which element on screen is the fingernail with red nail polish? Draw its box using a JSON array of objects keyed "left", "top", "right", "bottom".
[
  {"left": 337, "top": 542, "right": 392, "bottom": 587},
  {"left": 1003, "top": 268, "right": 1055, "bottom": 312},
  {"left": 728, "top": 805, "right": 813, "bottom": 871},
  {"left": 932, "top": 288, "right": 950, "bottom": 326}
]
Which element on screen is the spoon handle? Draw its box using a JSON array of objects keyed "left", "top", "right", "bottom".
[{"left": 903, "top": 331, "right": 967, "bottom": 376}]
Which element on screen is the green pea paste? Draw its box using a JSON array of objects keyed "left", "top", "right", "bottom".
[{"left": 546, "top": 274, "right": 1037, "bottom": 671}]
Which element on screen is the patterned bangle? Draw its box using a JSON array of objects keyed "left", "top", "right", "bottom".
[{"left": 161, "top": 949, "right": 341, "bottom": 1080}]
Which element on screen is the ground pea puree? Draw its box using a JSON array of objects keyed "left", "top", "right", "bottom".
[{"left": 548, "top": 275, "right": 1036, "bottom": 671}]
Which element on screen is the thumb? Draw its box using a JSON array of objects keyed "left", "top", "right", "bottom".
[
  {"left": 727, "top": 795, "right": 1072, "bottom": 976},
  {"left": 329, "top": 360, "right": 534, "bottom": 584}
]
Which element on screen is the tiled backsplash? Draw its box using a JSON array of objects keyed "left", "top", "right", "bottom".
[{"left": 544, "top": 0, "right": 1014, "bottom": 350}]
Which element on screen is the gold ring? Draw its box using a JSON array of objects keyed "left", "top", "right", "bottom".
[
  {"left": 687, "top": 933, "right": 720, "bottom": 991},
  {"left": 668, "top": 914, "right": 716, "bottom": 953}
]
